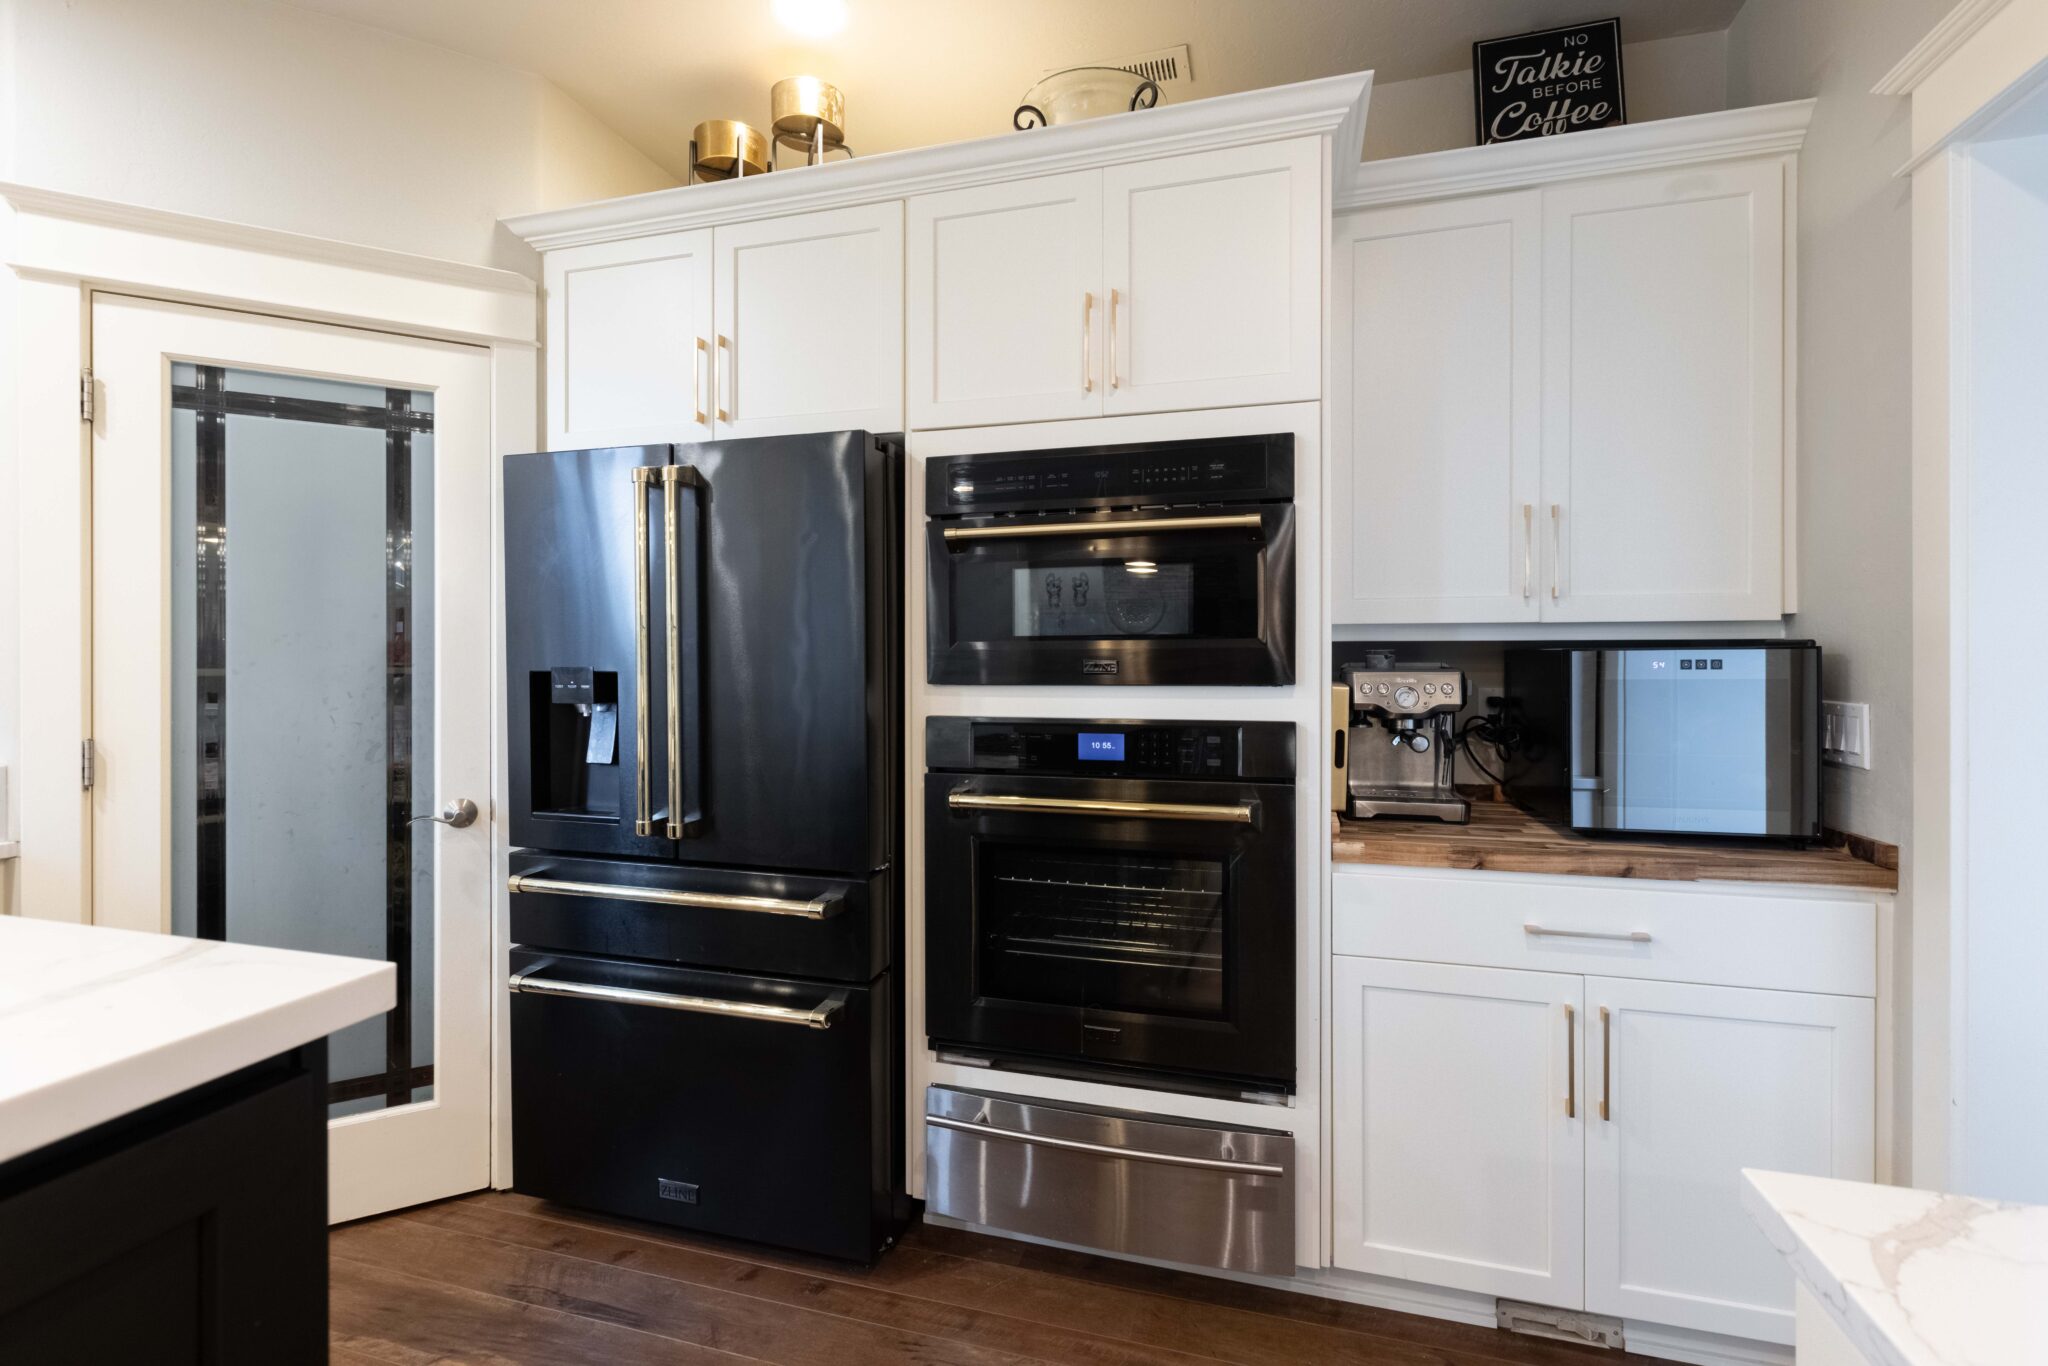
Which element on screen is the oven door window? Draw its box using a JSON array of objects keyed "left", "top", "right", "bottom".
[
  {"left": 975, "top": 840, "right": 1228, "bottom": 1018},
  {"left": 944, "top": 527, "right": 1265, "bottom": 644}
]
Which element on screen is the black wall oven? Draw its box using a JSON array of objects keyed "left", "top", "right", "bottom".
[
  {"left": 926, "top": 434, "right": 1294, "bottom": 686},
  {"left": 925, "top": 718, "right": 1296, "bottom": 1095}
]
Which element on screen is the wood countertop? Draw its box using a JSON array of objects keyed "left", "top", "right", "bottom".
[{"left": 1332, "top": 798, "right": 1899, "bottom": 891}]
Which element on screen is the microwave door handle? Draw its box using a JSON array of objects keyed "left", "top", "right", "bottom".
[
  {"left": 631, "top": 466, "right": 659, "bottom": 837},
  {"left": 1569, "top": 650, "right": 1600, "bottom": 787},
  {"left": 940, "top": 511, "right": 1265, "bottom": 543},
  {"left": 663, "top": 465, "right": 706, "bottom": 838}
]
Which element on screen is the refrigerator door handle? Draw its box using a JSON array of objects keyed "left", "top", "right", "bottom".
[
  {"left": 508, "top": 873, "right": 843, "bottom": 920},
  {"left": 510, "top": 964, "right": 846, "bottom": 1030},
  {"left": 631, "top": 465, "right": 659, "bottom": 837},
  {"left": 662, "top": 464, "right": 707, "bottom": 838}
]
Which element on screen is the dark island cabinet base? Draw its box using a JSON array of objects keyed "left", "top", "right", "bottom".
[{"left": 0, "top": 1041, "right": 329, "bottom": 1365}]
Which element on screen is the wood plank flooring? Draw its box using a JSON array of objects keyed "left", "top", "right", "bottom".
[{"left": 331, "top": 1192, "right": 1669, "bottom": 1366}]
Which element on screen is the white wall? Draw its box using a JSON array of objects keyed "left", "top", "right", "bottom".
[
  {"left": 0, "top": 0, "right": 676, "bottom": 914},
  {"left": 1364, "top": 31, "right": 1730, "bottom": 161},
  {"left": 1724, "top": 0, "right": 1953, "bottom": 1186}
]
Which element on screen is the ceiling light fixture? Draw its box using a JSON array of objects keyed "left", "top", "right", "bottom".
[{"left": 772, "top": 0, "right": 847, "bottom": 38}]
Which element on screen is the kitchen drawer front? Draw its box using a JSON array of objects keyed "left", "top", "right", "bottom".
[
  {"left": 925, "top": 1086, "right": 1294, "bottom": 1276},
  {"left": 511, "top": 951, "right": 891, "bottom": 1263},
  {"left": 1333, "top": 869, "right": 1875, "bottom": 997},
  {"left": 510, "top": 851, "right": 890, "bottom": 983}
]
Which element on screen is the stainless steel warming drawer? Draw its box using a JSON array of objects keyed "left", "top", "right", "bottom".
[{"left": 923, "top": 1086, "right": 1294, "bottom": 1276}]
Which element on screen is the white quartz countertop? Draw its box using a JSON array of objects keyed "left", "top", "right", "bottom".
[
  {"left": 0, "top": 916, "right": 393, "bottom": 1164},
  {"left": 1744, "top": 1169, "right": 2048, "bottom": 1366}
]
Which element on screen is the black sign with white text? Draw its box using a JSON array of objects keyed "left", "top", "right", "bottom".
[{"left": 1474, "top": 19, "right": 1626, "bottom": 146}]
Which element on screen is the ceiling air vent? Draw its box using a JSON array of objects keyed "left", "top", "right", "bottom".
[{"left": 1052, "top": 44, "right": 1194, "bottom": 92}]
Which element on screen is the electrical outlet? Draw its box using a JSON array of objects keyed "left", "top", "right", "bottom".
[{"left": 1822, "top": 701, "right": 1872, "bottom": 770}]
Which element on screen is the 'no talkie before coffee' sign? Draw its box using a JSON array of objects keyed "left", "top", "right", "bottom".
[{"left": 1473, "top": 19, "right": 1627, "bottom": 146}]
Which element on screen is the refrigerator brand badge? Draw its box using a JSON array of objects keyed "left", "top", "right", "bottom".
[
  {"left": 1081, "top": 659, "right": 1120, "bottom": 676},
  {"left": 656, "top": 1178, "right": 699, "bottom": 1205}
]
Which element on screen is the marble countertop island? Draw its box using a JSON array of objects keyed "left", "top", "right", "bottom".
[
  {"left": 1744, "top": 1168, "right": 2048, "bottom": 1366},
  {"left": 0, "top": 916, "right": 392, "bottom": 1164}
]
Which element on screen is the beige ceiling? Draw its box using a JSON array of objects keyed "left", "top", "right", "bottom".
[{"left": 289, "top": 0, "right": 1747, "bottom": 179}]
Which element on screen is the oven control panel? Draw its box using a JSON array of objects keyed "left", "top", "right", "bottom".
[
  {"left": 928, "top": 433, "right": 1293, "bottom": 516},
  {"left": 925, "top": 718, "right": 1296, "bottom": 782}
]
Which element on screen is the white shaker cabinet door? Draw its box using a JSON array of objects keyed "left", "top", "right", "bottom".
[
  {"left": 1331, "top": 957, "right": 1585, "bottom": 1307},
  {"left": 1583, "top": 977, "right": 1874, "bottom": 1344},
  {"left": 1539, "top": 158, "right": 1787, "bottom": 621},
  {"left": 907, "top": 172, "right": 1103, "bottom": 429},
  {"left": 1101, "top": 139, "right": 1321, "bottom": 415},
  {"left": 712, "top": 202, "right": 904, "bottom": 440},
  {"left": 546, "top": 231, "right": 714, "bottom": 450},
  {"left": 1332, "top": 192, "right": 1542, "bottom": 624}
]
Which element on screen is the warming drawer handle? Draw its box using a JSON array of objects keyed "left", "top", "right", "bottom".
[
  {"left": 947, "top": 792, "right": 1255, "bottom": 824},
  {"left": 1523, "top": 923, "right": 1651, "bottom": 944},
  {"left": 927, "top": 1114, "right": 1285, "bottom": 1176},
  {"left": 507, "top": 873, "right": 842, "bottom": 920},
  {"left": 509, "top": 969, "right": 844, "bottom": 1030},
  {"left": 941, "top": 512, "right": 1264, "bottom": 543}
]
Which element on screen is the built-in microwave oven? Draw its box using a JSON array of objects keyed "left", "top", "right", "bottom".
[
  {"left": 1502, "top": 642, "right": 1822, "bottom": 842},
  {"left": 924, "top": 434, "right": 1294, "bottom": 686}
]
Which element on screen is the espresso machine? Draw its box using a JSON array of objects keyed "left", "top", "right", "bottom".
[{"left": 1342, "top": 662, "right": 1470, "bottom": 823}]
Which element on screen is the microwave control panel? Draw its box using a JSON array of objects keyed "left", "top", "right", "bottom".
[{"left": 926, "top": 718, "right": 1297, "bottom": 783}]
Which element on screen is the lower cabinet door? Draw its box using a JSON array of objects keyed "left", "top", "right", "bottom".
[
  {"left": 1582, "top": 977, "right": 1874, "bottom": 1343},
  {"left": 1331, "top": 957, "right": 1584, "bottom": 1306}
]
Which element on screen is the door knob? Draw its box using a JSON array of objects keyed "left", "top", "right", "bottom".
[{"left": 410, "top": 797, "right": 478, "bottom": 829}]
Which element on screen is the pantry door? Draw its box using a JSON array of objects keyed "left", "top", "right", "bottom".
[{"left": 88, "top": 293, "right": 494, "bottom": 1223}]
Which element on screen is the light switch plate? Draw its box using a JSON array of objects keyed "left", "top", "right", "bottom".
[{"left": 1822, "top": 700, "right": 1872, "bottom": 770}]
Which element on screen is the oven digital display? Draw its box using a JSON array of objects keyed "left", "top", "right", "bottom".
[{"left": 1077, "top": 732, "right": 1126, "bottom": 761}]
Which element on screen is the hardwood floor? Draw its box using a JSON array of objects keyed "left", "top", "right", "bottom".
[{"left": 330, "top": 1192, "right": 1673, "bottom": 1366}]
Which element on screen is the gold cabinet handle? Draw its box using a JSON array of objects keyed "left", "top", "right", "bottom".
[
  {"left": 630, "top": 466, "right": 658, "bottom": 837},
  {"left": 1082, "top": 291, "right": 1095, "bottom": 393},
  {"left": 1550, "top": 503, "right": 1562, "bottom": 601},
  {"left": 693, "top": 336, "right": 708, "bottom": 425},
  {"left": 716, "top": 333, "right": 732, "bottom": 423},
  {"left": 1599, "top": 1005, "right": 1612, "bottom": 1121},
  {"left": 1523, "top": 504, "right": 1534, "bottom": 600},
  {"left": 1108, "top": 287, "right": 1121, "bottom": 390},
  {"left": 1565, "top": 1002, "right": 1577, "bottom": 1119}
]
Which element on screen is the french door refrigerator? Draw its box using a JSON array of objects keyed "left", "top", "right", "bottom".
[{"left": 503, "top": 432, "right": 905, "bottom": 1262}]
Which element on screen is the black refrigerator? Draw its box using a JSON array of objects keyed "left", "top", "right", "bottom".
[{"left": 503, "top": 432, "right": 906, "bottom": 1263}]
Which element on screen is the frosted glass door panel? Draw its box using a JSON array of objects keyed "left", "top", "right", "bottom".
[{"left": 169, "top": 362, "right": 436, "bottom": 1118}]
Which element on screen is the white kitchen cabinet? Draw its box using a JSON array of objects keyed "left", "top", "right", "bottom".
[
  {"left": 1583, "top": 976, "right": 1874, "bottom": 1344},
  {"left": 906, "top": 173, "right": 1103, "bottom": 429},
  {"left": 545, "top": 230, "right": 714, "bottom": 450},
  {"left": 1541, "top": 159, "right": 1787, "bottom": 622},
  {"left": 1330, "top": 192, "right": 1541, "bottom": 624},
  {"left": 1331, "top": 104, "right": 1809, "bottom": 625},
  {"left": 713, "top": 202, "right": 904, "bottom": 440},
  {"left": 905, "top": 139, "right": 1321, "bottom": 429},
  {"left": 1102, "top": 140, "right": 1322, "bottom": 415},
  {"left": 1330, "top": 957, "right": 1584, "bottom": 1306}
]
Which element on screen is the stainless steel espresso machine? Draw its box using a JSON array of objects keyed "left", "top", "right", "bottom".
[{"left": 1342, "top": 662, "right": 1470, "bottom": 824}]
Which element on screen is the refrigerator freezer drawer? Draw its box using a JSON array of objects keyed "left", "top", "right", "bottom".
[
  {"left": 924, "top": 1086, "right": 1294, "bottom": 1276},
  {"left": 510, "top": 950, "right": 896, "bottom": 1263},
  {"left": 509, "top": 852, "right": 891, "bottom": 983}
]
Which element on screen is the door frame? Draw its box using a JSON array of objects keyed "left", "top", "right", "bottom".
[{"left": 3, "top": 181, "right": 536, "bottom": 1192}]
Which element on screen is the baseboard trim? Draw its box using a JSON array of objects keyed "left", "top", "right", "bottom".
[{"left": 1625, "top": 1321, "right": 1794, "bottom": 1366}]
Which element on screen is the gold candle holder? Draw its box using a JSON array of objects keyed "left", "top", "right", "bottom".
[
  {"left": 690, "top": 119, "right": 769, "bottom": 182},
  {"left": 770, "top": 77, "right": 851, "bottom": 166}
]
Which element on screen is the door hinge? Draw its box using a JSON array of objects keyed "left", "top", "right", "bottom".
[
  {"left": 80, "top": 369, "right": 95, "bottom": 423},
  {"left": 81, "top": 738, "right": 95, "bottom": 791}
]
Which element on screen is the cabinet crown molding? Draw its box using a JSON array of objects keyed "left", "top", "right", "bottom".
[
  {"left": 505, "top": 71, "right": 1374, "bottom": 251},
  {"left": 1336, "top": 100, "right": 1816, "bottom": 212}
]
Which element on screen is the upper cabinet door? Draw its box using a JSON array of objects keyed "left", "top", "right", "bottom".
[
  {"left": 1101, "top": 140, "right": 1321, "bottom": 415},
  {"left": 1332, "top": 192, "right": 1542, "bottom": 625},
  {"left": 712, "top": 202, "right": 904, "bottom": 441},
  {"left": 1582, "top": 976, "right": 1873, "bottom": 1345},
  {"left": 1540, "top": 159, "right": 1788, "bottom": 621},
  {"left": 1330, "top": 956, "right": 1585, "bottom": 1308},
  {"left": 907, "top": 173, "right": 1103, "bottom": 430},
  {"left": 546, "top": 231, "right": 715, "bottom": 450}
]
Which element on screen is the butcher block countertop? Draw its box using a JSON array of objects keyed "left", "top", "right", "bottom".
[{"left": 1333, "top": 798, "right": 1899, "bottom": 891}]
